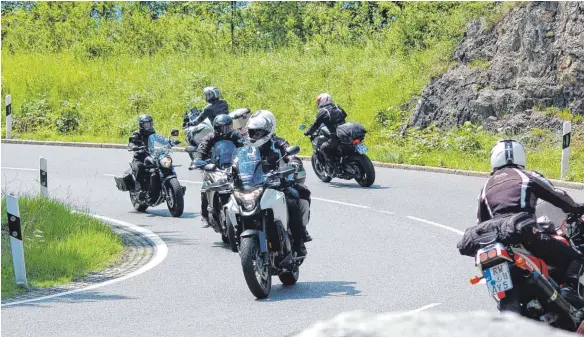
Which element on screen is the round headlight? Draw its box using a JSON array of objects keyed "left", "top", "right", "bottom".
[{"left": 160, "top": 156, "right": 172, "bottom": 168}]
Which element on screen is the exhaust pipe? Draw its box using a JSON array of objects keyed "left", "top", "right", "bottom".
[{"left": 528, "top": 271, "right": 578, "bottom": 327}]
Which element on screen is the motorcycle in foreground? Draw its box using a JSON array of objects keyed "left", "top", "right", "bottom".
[
  {"left": 225, "top": 145, "right": 306, "bottom": 299},
  {"left": 300, "top": 122, "right": 375, "bottom": 187},
  {"left": 187, "top": 140, "right": 238, "bottom": 252},
  {"left": 114, "top": 130, "right": 186, "bottom": 217},
  {"left": 469, "top": 212, "right": 584, "bottom": 333}
]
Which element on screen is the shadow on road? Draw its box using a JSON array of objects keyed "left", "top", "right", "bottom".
[
  {"left": 3, "top": 290, "right": 135, "bottom": 308},
  {"left": 154, "top": 231, "right": 198, "bottom": 246},
  {"left": 211, "top": 241, "right": 238, "bottom": 253},
  {"left": 327, "top": 182, "right": 388, "bottom": 190},
  {"left": 265, "top": 281, "right": 362, "bottom": 302},
  {"left": 144, "top": 209, "right": 199, "bottom": 218}
]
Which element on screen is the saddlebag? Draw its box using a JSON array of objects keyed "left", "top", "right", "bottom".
[
  {"left": 114, "top": 172, "right": 135, "bottom": 192},
  {"left": 336, "top": 122, "right": 367, "bottom": 144},
  {"left": 457, "top": 212, "right": 534, "bottom": 257}
]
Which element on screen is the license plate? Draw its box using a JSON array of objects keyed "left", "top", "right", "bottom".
[
  {"left": 484, "top": 262, "right": 513, "bottom": 295},
  {"left": 355, "top": 143, "right": 368, "bottom": 154}
]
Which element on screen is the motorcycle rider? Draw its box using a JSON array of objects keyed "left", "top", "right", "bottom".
[
  {"left": 183, "top": 86, "right": 229, "bottom": 128},
  {"left": 190, "top": 115, "right": 245, "bottom": 227},
  {"left": 247, "top": 110, "right": 313, "bottom": 256},
  {"left": 303, "top": 93, "right": 347, "bottom": 175},
  {"left": 128, "top": 114, "right": 156, "bottom": 200},
  {"left": 476, "top": 139, "right": 584, "bottom": 312}
]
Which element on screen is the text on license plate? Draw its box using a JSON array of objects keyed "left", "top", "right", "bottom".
[
  {"left": 356, "top": 143, "right": 368, "bottom": 154},
  {"left": 484, "top": 262, "right": 513, "bottom": 295}
]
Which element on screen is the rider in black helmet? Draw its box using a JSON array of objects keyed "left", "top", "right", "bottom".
[
  {"left": 128, "top": 114, "right": 156, "bottom": 199},
  {"left": 183, "top": 87, "right": 229, "bottom": 128},
  {"left": 190, "top": 114, "right": 245, "bottom": 227}
]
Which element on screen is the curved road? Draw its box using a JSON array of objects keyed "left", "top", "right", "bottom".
[{"left": 2, "top": 143, "right": 583, "bottom": 337}]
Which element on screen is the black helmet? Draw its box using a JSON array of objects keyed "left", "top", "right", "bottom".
[
  {"left": 213, "top": 114, "right": 233, "bottom": 137},
  {"left": 203, "top": 86, "right": 221, "bottom": 103},
  {"left": 138, "top": 114, "right": 155, "bottom": 135}
]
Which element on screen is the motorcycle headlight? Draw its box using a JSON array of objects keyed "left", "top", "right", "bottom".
[
  {"left": 233, "top": 187, "right": 264, "bottom": 211},
  {"left": 159, "top": 156, "right": 172, "bottom": 168}
]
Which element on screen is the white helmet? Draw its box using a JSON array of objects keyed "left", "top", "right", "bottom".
[
  {"left": 247, "top": 110, "right": 276, "bottom": 147},
  {"left": 203, "top": 86, "right": 221, "bottom": 103},
  {"left": 490, "top": 139, "right": 527, "bottom": 170},
  {"left": 316, "top": 93, "right": 333, "bottom": 108}
]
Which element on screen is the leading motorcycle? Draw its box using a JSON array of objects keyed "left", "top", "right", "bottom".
[
  {"left": 114, "top": 130, "right": 186, "bottom": 217},
  {"left": 225, "top": 145, "right": 307, "bottom": 299},
  {"left": 468, "top": 212, "right": 584, "bottom": 333}
]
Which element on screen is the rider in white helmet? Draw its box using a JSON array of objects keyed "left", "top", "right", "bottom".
[
  {"left": 184, "top": 86, "right": 230, "bottom": 127},
  {"left": 469, "top": 139, "right": 584, "bottom": 313},
  {"left": 246, "top": 110, "right": 313, "bottom": 256}
]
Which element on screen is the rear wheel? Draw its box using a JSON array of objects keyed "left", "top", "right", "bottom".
[
  {"left": 240, "top": 237, "right": 271, "bottom": 299},
  {"left": 355, "top": 155, "right": 375, "bottom": 187},
  {"left": 129, "top": 190, "right": 148, "bottom": 212},
  {"left": 226, "top": 214, "right": 239, "bottom": 252},
  {"left": 166, "top": 178, "right": 184, "bottom": 217},
  {"left": 311, "top": 155, "right": 332, "bottom": 183},
  {"left": 278, "top": 266, "right": 299, "bottom": 286}
]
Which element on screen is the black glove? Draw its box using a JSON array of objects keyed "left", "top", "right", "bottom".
[{"left": 303, "top": 131, "right": 310, "bottom": 137}]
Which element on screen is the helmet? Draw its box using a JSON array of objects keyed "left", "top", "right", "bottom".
[
  {"left": 490, "top": 139, "right": 527, "bottom": 170},
  {"left": 203, "top": 86, "right": 221, "bottom": 103},
  {"left": 213, "top": 114, "right": 233, "bottom": 137},
  {"left": 247, "top": 110, "right": 276, "bottom": 147},
  {"left": 138, "top": 114, "right": 155, "bottom": 135},
  {"left": 316, "top": 93, "right": 333, "bottom": 109}
]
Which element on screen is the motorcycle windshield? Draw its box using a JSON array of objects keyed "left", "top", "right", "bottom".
[
  {"left": 233, "top": 147, "right": 265, "bottom": 189},
  {"left": 148, "top": 134, "right": 171, "bottom": 157},
  {"left": 211, "top": 140, "right": 236, "bottom": 167}
]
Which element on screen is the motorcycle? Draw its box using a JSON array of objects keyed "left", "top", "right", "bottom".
[
  {"left": 114, "top": 129, "right": 186, "bottom": 217},
  {"left": 225, "top": 145, "right": 307, "bottom": 299},
  {"left": 469, "top": 212, "right": 584, "bottom": 333},
  {"left": 187, "top": 140, "right": 238, "bottom": 252},
  {"left": 299, "top": 123, "right": 375, "bottom": 187}
]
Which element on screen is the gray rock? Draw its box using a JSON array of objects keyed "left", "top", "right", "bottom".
[
  {"left": 409, "top": 2, "right": 584, "bottom": 130},
  {"left": 295, "top": 311, "right": 577, "bottom": 337}
]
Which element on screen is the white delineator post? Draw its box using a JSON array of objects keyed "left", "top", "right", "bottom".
[
  {"left": 561, "top": 121, "right": 571, "bottom": 180},
  {"left": 5, "top": 94, "right": 12, "bottom": 139},
  {"left": 6, "top": 195, "right": 28, "bottom": 288},
  {"left": 40, "top": 157, "right": 48, "bottom": 197}
]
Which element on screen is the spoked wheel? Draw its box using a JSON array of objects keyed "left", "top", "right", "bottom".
[
  {"left": 129, "top": 190, "right": 148, "bottom": 212},
  {"left": 240, "top": 237, "right": 271, "bottom": 299},
  {"left": 311, "top": 155, "right": 332, "bottom": 183},
  {"left": 355, "top": 155, "right": 375, "bottom": 187},
  {"left": 166, "top": 178, "right": 184, "bottom": 217},
  {"left": 278, "top": 265, "right": 299, "bottom": 286}
]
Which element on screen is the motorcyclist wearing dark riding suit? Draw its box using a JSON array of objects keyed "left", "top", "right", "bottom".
[
  {"left": 190, "top": 115, "right": 245, "bottom": 227},
  {"left": 477, "top": 139, "right": 584, "bottom": 312},
  {"left": 128, "top": 114, "right": 156, "bottom": 200},
  {"left": 247, "top": 110, "right": 312, "bottom": 257},
  {"left": 303, "top": 93, "right": 347, "bottom": 175},
  {"left": 183, "top": 87, "right": 229, "bottom": 128}
]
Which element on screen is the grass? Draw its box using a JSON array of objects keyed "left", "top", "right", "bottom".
[{"left": 1, "top": 196, "right": 123, "bottom": 298}]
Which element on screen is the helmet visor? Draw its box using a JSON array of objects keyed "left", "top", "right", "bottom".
[
  {"left": 142, "top": 121, "right": 153, "bottom": 130},
  {"left": 215, "top": 124, "right": 233, "bottom": 136},
  {"left": 248, "top": 128, "right": 269, "bottom": 141}
]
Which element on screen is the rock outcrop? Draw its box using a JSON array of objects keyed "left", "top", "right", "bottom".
[{"left": 409, "top": 2, "right": 584, "bottom": 130}]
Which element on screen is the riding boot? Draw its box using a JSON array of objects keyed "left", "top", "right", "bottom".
[
  {"left": 201, "top": 192, "right": 211, "bottom": 228},
  {"left": 294, "top": 239, "right": 307, "bottom": 257},
  {"left": 304, "top": 227, "right": 313, "bottom": 242},
  {"left": 134, "top": 181, "right": 146, "bottom": 201}
]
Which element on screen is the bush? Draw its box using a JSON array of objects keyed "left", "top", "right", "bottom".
[
  {"left": 55, "top": 101, "right": 82, "bottom": 134},
  {"left": 13, "top": 99, "right": 52, "bottom": 133}
]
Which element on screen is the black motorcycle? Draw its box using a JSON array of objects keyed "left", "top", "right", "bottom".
[
  {"left": 187, "top": 140, "right": 238, "bottom": 252},
  {"left": 114, "top": 129, "right": 186, "bottom": 217},
  {"left": 300, "top": 122, "right": 375, "bottom": 187}
]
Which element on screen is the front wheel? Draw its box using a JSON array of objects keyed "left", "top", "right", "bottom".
[
  {"left": 355, "top": 155, "right": 375, "bottom": 187},
  {"left": 311, "top": 155, "right": 332, "bottom": 183},
  {"left": 240, "top": 237, "right": 271, "bottom": 299},
  {"left": 165, "top": 178, "right": 184, "bottom": 217}
]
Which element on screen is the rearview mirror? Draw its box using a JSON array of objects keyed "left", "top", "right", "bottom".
[
  {"left": 171, "top": 129, "right": 179, "bottom": 137},
  {"left": 298, "top": 125, "right": 306, "bottom": 131},
  {"left": 193, "top": 160, "right": 207, "bottom": 169},
  {"left": 285, "top": 145, "right": 300, "bottom": 156},
  {"left": 185, "top": 146, "right": 197, "bottom": 153}
]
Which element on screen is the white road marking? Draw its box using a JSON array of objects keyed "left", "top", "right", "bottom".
[
  {"left": 406, "top": 216, "right": 464, "bottom": 236},
  {"left": 378, "top": 303, "right": 442, "bottom": 319},
  {"left": 104, "top": 173, "right": 116, "bottom": 177},
  {"left": 312, "top": 197, "right": 371, "bottom": 209},
  {"left": 105, "top": 173, "right": 202, "bottom": 185},
  {"left": 1, "top": 213, "right": 168, "bottom": 307},
  {"left": 1, "top": 167, "right": 37, "bottom": 171},
  {"left": 378, "top": 210, "right": 396, "bottom": 215},
  {"left": 404, "top": 302, "right": 442, "bottom": 314}
]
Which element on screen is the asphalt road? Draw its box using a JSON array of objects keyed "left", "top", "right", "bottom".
[{"left": 2, "top": 143, "right": 583, "bottom": 337}]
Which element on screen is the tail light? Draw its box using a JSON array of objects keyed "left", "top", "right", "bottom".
[
  {"left": 475, "top": 243, "right": 513, "bottom": 267},
  {"left": 352, "top": 139, "right": 361, "bottom": 145}
]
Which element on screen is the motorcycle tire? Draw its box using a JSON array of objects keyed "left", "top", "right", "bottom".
[
  {"left": 129, "top": 190, "right": 148, "bottom": 212},
  {"left": 240, "top": 237, "right": 271, "bottom": 299},
  {"left": 355, "top": 155, "right": 375, "bottom": 187},
  {"left": 311, "top": 155, "right": 332, "bottom": 183},
  {"left": 166, "top": 178, "right": 185, "bottom": 217},
  {"left": 278, "top": 266, "right": 300, "bottom": 286},
  {"left": 226, "top": 214, "right": 239, "bottom": 253}
]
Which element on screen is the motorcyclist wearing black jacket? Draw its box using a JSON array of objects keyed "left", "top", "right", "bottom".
[
  {"left": 128, "top": 114, "right": 156, "bottom": 200},
  {"left": 477, "top": 139, "right": 584, "bottom": 311},
  {"left": 304, "top": 93, "right": 347, "bottom": 174},
  {"left": 247, "top": 110, "right": 312, "bottom": 256},
  {"left": 190, "top": 115, "right": 244, "bottom": 227},
  {"left": 183, "top": 87, "right": 229, "bottom": 128}
]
